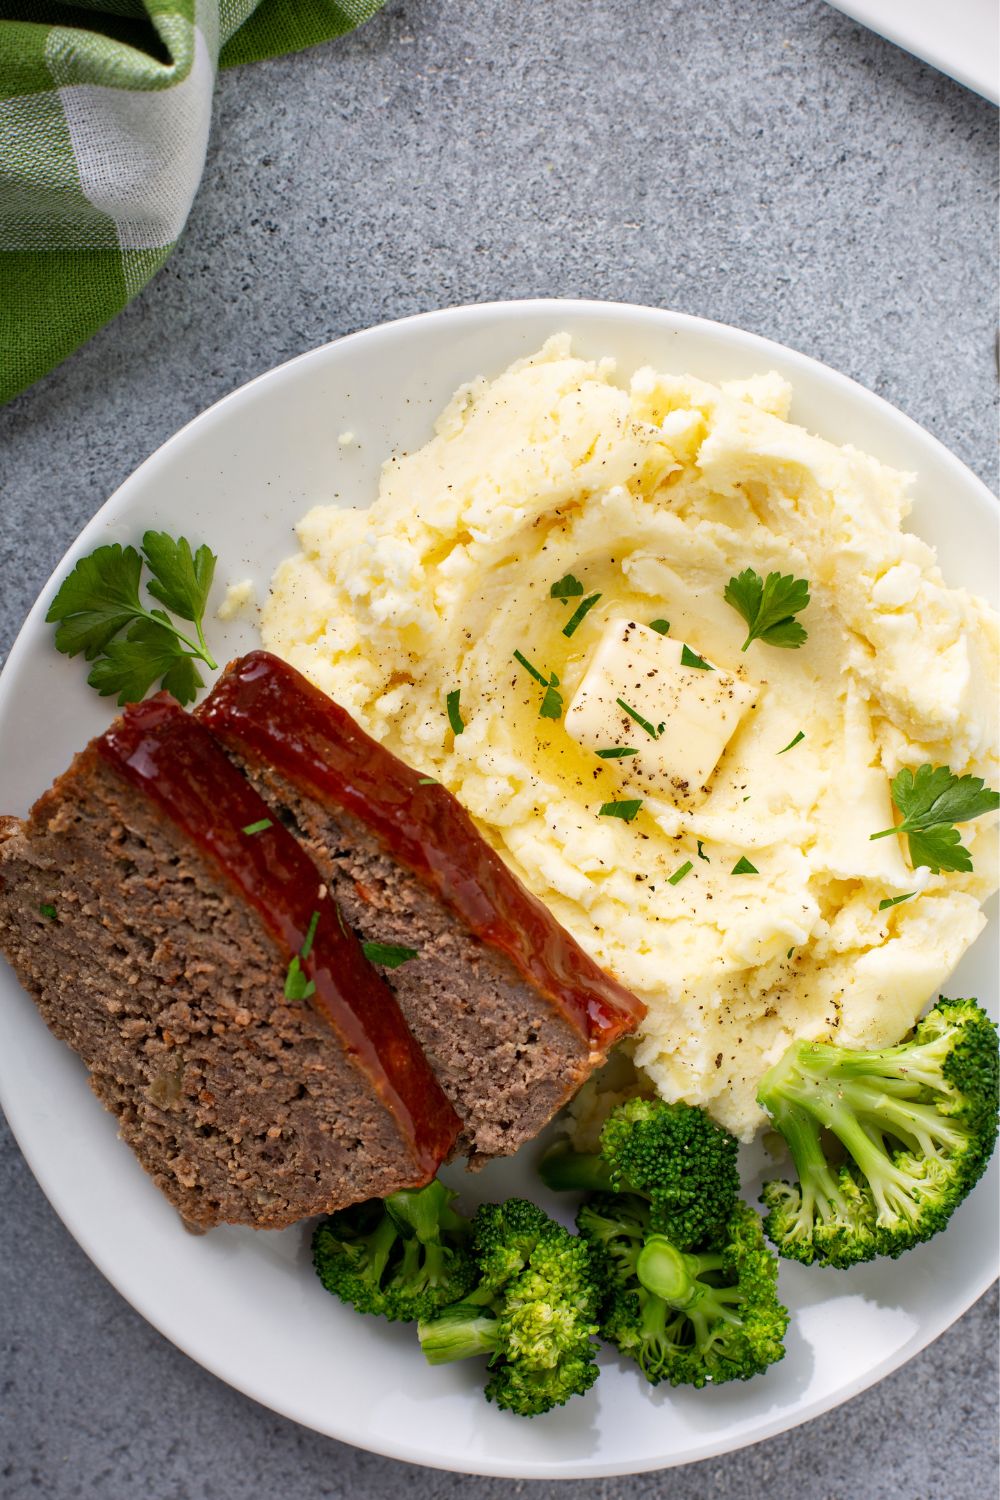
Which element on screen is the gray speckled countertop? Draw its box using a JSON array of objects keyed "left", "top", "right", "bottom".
[{"left": 1, "top": 2, "right": 997, "bottom": 1494}]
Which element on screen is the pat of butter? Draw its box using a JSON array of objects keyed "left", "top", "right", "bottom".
[{"left": 565, "top": 619, "right": 758, "bottom": 803}]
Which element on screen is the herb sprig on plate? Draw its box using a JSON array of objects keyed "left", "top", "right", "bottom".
[
  {"left": 724, "top": 568, "right": 810, "bottom": 652},
  {"left": 47, "top": 533, "right": 218, "bottom": 706},
  {"left": 871, "top": 764, "right": 999, "bottom": 873}
]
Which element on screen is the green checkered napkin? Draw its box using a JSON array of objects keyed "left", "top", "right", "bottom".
[{"left": 0, "top": 1, "right": 384, "bottom": 405}]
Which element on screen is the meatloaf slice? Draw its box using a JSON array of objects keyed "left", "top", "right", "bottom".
[
  {"left": 0, "top": 695, "right": 459, "bottom": 1229},
  {"left": 199, "top": 651, "right": 646, "bottom": 1163}
]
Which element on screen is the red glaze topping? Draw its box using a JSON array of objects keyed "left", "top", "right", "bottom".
[
  {"left": 96, "top": 694, "right": 460, "bottom": 1176},
  {"left": 199, "top": 652, "right": 646, "bottom": 1048}
]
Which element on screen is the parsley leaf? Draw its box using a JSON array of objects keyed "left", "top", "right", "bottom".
[
  {"left": 891, "top": 764, "right": 998, "bottom": 829},
  {"left": 879, "top": 893, "right": 916, "bottom": 911},
  {"left": 46, "top": 534, "right": 219, "bottom": 706},
  {"left": 446, "top": 688, "right": 465, "bottom": 735},
  {"left": 906, "top": 825, "right": 974, "bottom": 873},
  {"left": 46, "top": 544, "right": 144, "bottom": 659},
  {"left": 299, "top": 910, "right": 320, "bottom": 960},
  {"left": 142, "top": 532, "right": 216, "bottom": 632},
  {"left": 563, "top": 593, "right": 602, "bottom": 637},
  {"left": 870, "top": 763, "right": 999, "bottom": 873},
  {"left": 539, "top": 679, "right": 564, "bottom": 719},
  {"left": 777, "top": 731, "right": 805, "bottom": 754},
  {"left": 696, "top": 839, "right": 710, "bottom": 862},
  {"left": 550, "top": 573, "right": 584, "bottom": 601},
  {"left": 616, "top": 697, "right": 660, "bottom": 739},
  {"left": 283, "top": 957, "right": 316, "bottom": 1002},
  {"left": 731, "top": 856, "right": 759, "bottom": 874},
  {"left": 514, "top": 651, "right": 563, "bottom": 719},
  {"left": 242, "top": 818, "right": 272, "bottom": 836},
  {"left": 680, "top": 644, "right": 713, "bottom": 671},
  {"left": 362, "top": 941, "right": 420, "bottom": 968},
  {"left": 648, "top": 619, "right": 670, "bottom": 635},
  {"left": 39, "top": 903, "right": 57, "bottom": 921},
  {"left": 513, "top": 649, "right": 548, "bottom": 686},
  {"left": 599, "top": 799, "right": 643, "bottom": 822},
  {"left": 284, "top": 911, "right": 321, "bottom": 1001},
  {"left": 87, "top": 617, "right": 205, "bottom": 706},
  {"left": 667, "top": 860, "right": 693, "bottom": 885},
  {"left": 724, "top": 568, "right": 810, "bottom": 651},
  {"left": 596, "top": 746, "right": 639, "bottom": 759}
]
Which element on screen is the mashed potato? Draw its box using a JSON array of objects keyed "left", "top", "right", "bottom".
[{"left": 262, "top": 337, "right": 999, "bottom": 1138}]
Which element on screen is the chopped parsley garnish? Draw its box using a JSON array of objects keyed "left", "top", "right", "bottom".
[
  {"left": 598, "top": 799, "right": 643, "bottom": 823},
  {"left": 284, "top": 959, "right": 315, "bottom": 1002},
  {"left": 679, "top": 644, "right": 712, "bottom": 671},
  {"left": 777, "top": 731, "right": 805, "bottom": 755},
  {"left": 723, "top": 568, "right": 810, "bottom": 651},
  {"left": 299, "top": 910, "right": 320, "bottom": 960},
  {"left": 539, "top": 679, "right": 563, "bottom": 719},
  {"left": 786, "top": 947, "right": 795, "bottom": 960},
  {"left": 284, "top": 911, "right": 320, "bottom": 1000},
  {"left": 418, "top": 776, "right": 438, "bottom": 785},
  {"left": 879, "top": 893, "right": 916, "bottom": 911},
  {"left": 648, "top": 619, "right": 670, "bottom": 635},
  {"left": 514, "top": 650, "right": 563, "bottom": 719},
  {"left": 696, "top": 840, "right": 710, "bottom": 862},
  {"left": 446, "top": 688, "right": 465, "bottom": 735},
  {"left": 550, "top": 573, "right": 584, "bottom": 601},
  {"left": 731, "top": 856, "right": 759, "bottom": 874},
  {"left": 242, "top": 818, "right": 272, "bottom": 836},
  {"left": 596, "top": 746, "right": 639, "bottom": 759},
  {"left": 38, "top": 903, "right": 57, "bottom": 921},
  {"left": 667, "top": 860, "right": 693, "bottom": 885},
  {"left": 362, "top": 941, "right": 420, "bottom": 968},
  {"left": 616, "top": 698, "right": 661, "bottom": 739},
  {"left": 562, "top": 593, "right": 602, "bottom": 638},
  {"left": 46, "top": 533, "right": 218, "bottom": 706},
  {"left": 870, "top": 764, "right": 999, "bottom": 873},
  {"left": 513, "top": 649, "right": 549, "bottom": 686}
]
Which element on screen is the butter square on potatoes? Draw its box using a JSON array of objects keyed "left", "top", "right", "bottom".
[{"left": 565, "top": 619, "right": 759, "bottom": 804}]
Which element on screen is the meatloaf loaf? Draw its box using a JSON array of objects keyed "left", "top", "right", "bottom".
[
  {"left": 0, "top": 695, "right": 460, "bottom": 1229},
  {"left": 199, "top": 651, "right": 646, "bottom": 1162}
]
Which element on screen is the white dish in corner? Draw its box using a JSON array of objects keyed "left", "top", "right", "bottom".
[
  {"left": 826, "top": 0, "right": 999, "bottom": 103},
  {"left": 0, "top": 300, "right": 996, "bottom": 1477}
]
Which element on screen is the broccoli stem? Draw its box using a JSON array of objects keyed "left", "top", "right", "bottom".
[
  {"left": 758, "top": 1093, "right": 857, "bottom": 1224},
  {"left": 638, "top": 1281, "right": 671, "bottom": 1344},
  {"left": 418, "top": 1303, "right": 499, "bottom": 1365},
  {"left": 765, "top": 1032, "right": 958, "bottom": 1101},
  {"left": 385, "top": 1179, "right": 458, "bottom": 1241},
  {"left": 635, "top": 1235, "right": 729, "bottom": 1310},
  {"left": 636, "top": 1237, "right": 697, "bottom": 1305},
  {"left": 538, "top": 1144, "right": 613, "bottom": 1193},
  {"left": 686, "top": 1285, "right": 745, "bottom": 1351},
  {"left": 761, "top": 1043, "right": 967, "bottom": 1226},
  {"left": 363, "top": 1213, "right": 401, "bottom": 1287}
]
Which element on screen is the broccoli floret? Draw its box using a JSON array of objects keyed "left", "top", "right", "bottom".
[
  {"left": 418, "top": 1198, "right": 602, "bottom": 1417},
  {"left": 313, "top": 1178, "right": 475, "bottom": 1322},
  {"left": 540, "top": 1098, "right": 740, "bottom": 1249},
  {"left": 758, "top": 997, "right": 1000, "bottom": 1269},
  {"left": 579, "top": 1194, "right": 788, "bottom": 1387}
]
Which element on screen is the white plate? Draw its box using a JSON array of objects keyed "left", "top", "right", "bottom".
[
  {"left": 826, "top": 0, "right": 999, "bottom": 104},
  {"left": 0, "top": 300, "right": 996, "bottom": 1478}
]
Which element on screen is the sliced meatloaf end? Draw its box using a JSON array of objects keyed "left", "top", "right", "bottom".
[
  {"left": 0, "top": 695, "right": 460, "bottom": 1229},
  {"left": 199, "top": 651, "right": 647, "bottom": 1163}
]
